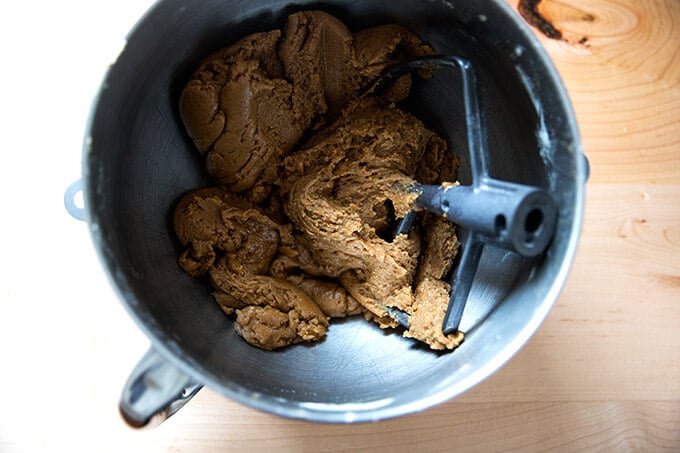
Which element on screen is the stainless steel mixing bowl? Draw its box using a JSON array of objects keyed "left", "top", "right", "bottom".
[{"left": 66, "top": 0, "right": 587, "bottom": 426}]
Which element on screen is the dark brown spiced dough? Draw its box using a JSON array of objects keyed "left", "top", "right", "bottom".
[
  {"left": 179, "top": 11, "right": 434, "bottom": 203},
  {"left": 174, "top": 11, "right": 464, "bottom": 350}
]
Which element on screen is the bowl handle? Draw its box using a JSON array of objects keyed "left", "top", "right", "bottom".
[
  {"left": 582, "top": 154, "right": 591, "bottom": 181},
  {"left": 119, "top": 347, "right": 203, "bottom": 428},
  {"left": 64, "top": 179, "right": 86, "bottom": 221}
]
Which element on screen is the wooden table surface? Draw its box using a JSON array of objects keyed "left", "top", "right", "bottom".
[{"left": 1, "top": 0, "right": 678, "bottom": 451}]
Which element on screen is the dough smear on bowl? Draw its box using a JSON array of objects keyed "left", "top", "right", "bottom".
[{"left": 174, "top": 10, "right": 464, "bottom": 350}]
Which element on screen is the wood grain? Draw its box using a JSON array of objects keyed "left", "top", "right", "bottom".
[
  {"left": 124, "top": 398, "right": 680, "bottom": 452},
  {"left": 507, "top": 0, "right": 680, "bottom": 184},
  {"left": 2, "top": 396, "right": 679, "bottom": 452}
]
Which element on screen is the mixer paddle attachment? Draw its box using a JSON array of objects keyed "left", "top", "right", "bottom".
[{"left": 377, "top": 56, "right": 557, "bottom": 335}]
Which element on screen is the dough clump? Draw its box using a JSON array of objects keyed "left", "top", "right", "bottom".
[{"left": 174, "top": 11, "right": 464, "bottom": 350}]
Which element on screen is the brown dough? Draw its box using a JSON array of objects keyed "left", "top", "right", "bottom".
[
  {"left": 280, "top": 98, "right": 463, "bottom": 349},
  {"left": 174, "top": 187, "right": 329, "bottom": 349},
  {"left": 179, "top": 10, "right": 434, "bottom": 201},
  {"left": 174, "top": 11, "right": 464, "bottom": 351}
]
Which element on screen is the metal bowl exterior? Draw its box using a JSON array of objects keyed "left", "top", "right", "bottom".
[{"left": 82, "top": 0, "right": 585, "bottom": 422}]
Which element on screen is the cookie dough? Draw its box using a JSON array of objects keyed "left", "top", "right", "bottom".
[
  {"left": 174, "top": 10, "right": 464, "bottom": 350},
  {"left": 180, "top": 10, "right": 435, "bottom": 202}
]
